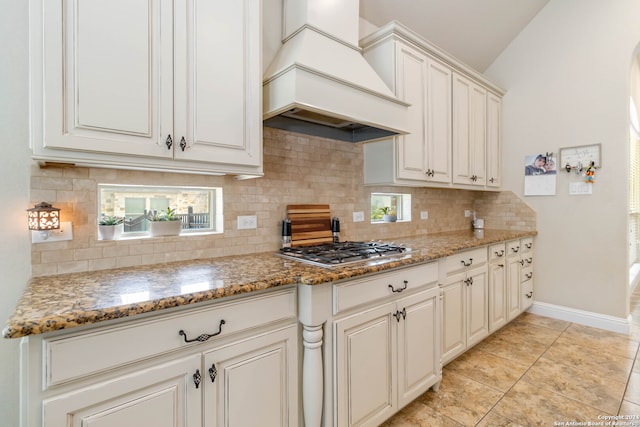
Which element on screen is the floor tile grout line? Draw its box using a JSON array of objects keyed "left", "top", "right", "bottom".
[{"left": 473, "top": 319, "right": 570, "bottom": 426}]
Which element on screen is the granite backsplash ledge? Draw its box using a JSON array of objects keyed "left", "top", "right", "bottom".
[{"left": 30, "top": 127, "right": 536, "bottom": 277}]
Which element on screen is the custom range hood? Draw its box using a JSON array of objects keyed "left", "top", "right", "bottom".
[{"left": 263, "top": 0, "right": 409, "bottom": 143}]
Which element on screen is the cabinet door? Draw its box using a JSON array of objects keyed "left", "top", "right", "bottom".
[
  {"left": 38, "top": 0, "right": 173, "bottom": 158},
  {"left": 43, "top": 354, "right": 201, "bottom": 427},
  {"left": 335, "top": 303, "right": 397, "bottom": 427},
  {"left": 486, "top": 92, "right": 502, "bottom": 187},
  {"left": 394, "top": 43, "right": 428, "bottom": 181},
  {"left": 203, "top": 325, "right": 298, "bottom": 427},
  {"left": 441, "top": 280, "right": 466, "bottom": 365},
  {"left": 488, "top": 262, "right": 507, "bottom": 332},
  {"left": 452, "top": 73, "right": 487, "bottom": 186},
  {"left": 466, "top": 268, "right": 489, "bottom": 347},
  {"left": 425, "top": 59, "right": 453, "bottom": 183},
  {"left": 174, "top": 0, "right": 261, "bottom": 167},
  {"left": 397, "top": 287, "right": 440, "bottom": 408}
]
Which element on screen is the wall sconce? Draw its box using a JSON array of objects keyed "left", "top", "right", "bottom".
[{"left": 27, "top": 202, "right": 61, "bottom": 240}]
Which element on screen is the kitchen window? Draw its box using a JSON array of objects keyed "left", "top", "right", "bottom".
[
  {"left": 98, "top": 184, "right": 223, "bottom": 237},
  {"left": 370, "top": 192, "right": 411, "bottom": 222}
]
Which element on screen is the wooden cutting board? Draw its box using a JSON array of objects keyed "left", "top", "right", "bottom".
[{"left": 287, "top": 204, "right": 333, "bottom": 246}]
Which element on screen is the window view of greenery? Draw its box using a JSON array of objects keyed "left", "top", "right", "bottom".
[
  {"left": 98, "top": 184, "right": 223, "bottom": 235},
  {"left": 371, "top": 193, "right": 411, "bottom": 222}
]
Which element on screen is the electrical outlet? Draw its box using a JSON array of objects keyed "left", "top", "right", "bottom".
[
  {"left": 237, "top": 215, "right": 257, "bottom": 230},
  {"left": 420, "top": 211, "right": 428, "bottom": 220},
  {"left": 464, "top": 210, "right": 472, "bottom": 218},
  {"left": 32, "top": 221, "right": 73, "bottom": 243},
  {"left": 353, "top": 211, "right": 365, "bottom": 222}
]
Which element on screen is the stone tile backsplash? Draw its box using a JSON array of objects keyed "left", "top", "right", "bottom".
[{"left": 30, "top": 127, "right": 535, "bottom": 277}]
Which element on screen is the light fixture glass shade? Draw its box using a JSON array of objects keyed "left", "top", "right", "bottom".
[{"left": 27, "top": 202, "right": 61, "bottom": 231}]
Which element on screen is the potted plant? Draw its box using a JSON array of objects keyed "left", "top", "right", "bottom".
[
  {"left": 381, "top": 207, "right": 397, "bottom": 223},
  {"left": 147, "top": 207, "right": 182, "bottom": 237},
  {"left": 98, "top": 215, "right": 124, "bottom": 240}
]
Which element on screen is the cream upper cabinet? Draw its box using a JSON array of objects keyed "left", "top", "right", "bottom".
[
  {"left": 362, "top": 32, "right": 452, "bottom": 186},
  {"left": 486, "top": 92, "right": 502, "bottom": 187},
  {"left": 30, "top": 0, "right": 262, "bottom": 176},
  {"left": 452, "top": 72, "right": 487, "bottom": 186},
  {"left": 361, "top": 23, "right": 502, "bottom": 190}
]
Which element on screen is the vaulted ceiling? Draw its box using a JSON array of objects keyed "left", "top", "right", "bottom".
[{"left": 359, "top": 0, "right": 550, "bottom": 72}]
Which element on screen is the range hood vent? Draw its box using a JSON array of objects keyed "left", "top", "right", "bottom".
[{"left": 263, "top": 0, "right": 409, "bottom": 143}]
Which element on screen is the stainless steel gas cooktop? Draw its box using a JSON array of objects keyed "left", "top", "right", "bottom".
[{"left": 278, "top": 241, "right": 410, "bottom": 267}]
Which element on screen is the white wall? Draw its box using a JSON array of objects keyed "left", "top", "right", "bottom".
[
  {"left": 485, "top": 0, "right": 640, "bottom": 319},
  {"left": 0, "top": 1, "right": 31, "bottom": 425}
]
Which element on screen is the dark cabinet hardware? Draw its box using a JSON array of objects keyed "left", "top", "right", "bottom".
[
  {"left": 180, "top": 136, "right": 187, "bottom": 151},
  {"left": 494, "top": 250, "right": 504, "bottom": 257},
  {"left": 464, "top": 277, "right": 474, "bottom": 286},
  {"left": 460, "top": 258, "right": 473, "bottom": 267},
  {"left": 209, "top": 364, "right": 217, "bottom": 383},
  {"left": 511, "top": 246, "right": 520, "bottom": 253},
  {"left": 525, "top": 272, "right": 533, "bottom": 279},
  {"left": 498, "top": 264, "right": 504, "bottom": 268},
  {"left": 425, "top": 169, "right": 435, "bottom": 177},
  {"left": 389, "top": 280, "right": 408, "bottom": 293},
  {"left": 519, "top": 259, "right": 525, "bottom": 266},
  {"left": 179, "top": 319, "right": 226, "bottom": 343},
  {"left": 393, "top": 308, "right": 407, "bottom": 322},
  {"left": 166, "top": 134, "right": 173, "bottom": 150},
  {"left": 525, "top": 243, "right": 532, "bottom": 249},
  {"left": 489, "top": 177, "right": 495, "bottom": 183},
  {"left": 525, "top": 257, "right": 533, "bottom": 264},
  {"left": 193, "top": 369, "right": 201, "bottom": 389},
  {"left": 526, "top": 291, "right": 533, "bottom": 299}
]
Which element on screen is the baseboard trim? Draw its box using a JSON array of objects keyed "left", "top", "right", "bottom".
[{"left": 527, "top": 301, "right": 631, "bottom": 334}]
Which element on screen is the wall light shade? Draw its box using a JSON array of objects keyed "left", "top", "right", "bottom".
[{"left": 27, "top": 202, "right": 61, "bottom": 232}]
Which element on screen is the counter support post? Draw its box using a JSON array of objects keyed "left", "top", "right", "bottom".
[{"left": 302, "top": 323, "right": 324, "bottom": 427}]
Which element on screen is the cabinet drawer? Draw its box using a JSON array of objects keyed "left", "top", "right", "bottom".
[
  {"left": 506, "top": 240, "right": 522, "bottom": 256},
  {"left": 521, "top": 237, "right": 534, "bottom": 253},
  {"left": 44, "top": 288, "right": 297, "bottom": 387},
  {"left": 333, "top": 262, "right": 438, "bottom": 314},
  {"left": 488, "top": 243, "right": 506, "bottom": 262},
  {"left": 445, "top": 247, "right": 487, "bottom": 274},
  {"left": 521, "top": 266, "right": 533, "bottom": 282},
  {"left": 522, "top": 280, "right": 534, "bottom": 310}
]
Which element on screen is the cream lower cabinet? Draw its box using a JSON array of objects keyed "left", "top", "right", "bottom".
[
  {"left": 441, "top": 247, "right": 489, "bottom": 365},
  {"left": 30, "top": 0, "right": 262, "bottom": 176},
  {"left": 488, "top": 242, "right": 508, "bottom": 332},
  {"left": 43, "top": 354, "right": 202, "bottom": 427},
  {"left": 334, "top": 286, "right": 440, "bottom": 427},
  {"left": 22, "top": 288, "right": 298, "bottom": 427}
]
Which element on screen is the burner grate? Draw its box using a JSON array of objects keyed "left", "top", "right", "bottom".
[{"left": 279, "top": 241, "right": 409, "bottom": 267}]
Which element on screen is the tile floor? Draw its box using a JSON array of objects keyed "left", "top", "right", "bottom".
[{"left": 382, "top": 287, "right": 640, "bottom": 426}]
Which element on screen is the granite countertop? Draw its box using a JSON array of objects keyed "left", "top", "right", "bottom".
[{"left": 3, "top": 229, "right": 536, "bottom": 339}]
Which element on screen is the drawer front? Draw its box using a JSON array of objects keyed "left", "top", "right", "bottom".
[
  {"left": 506, "top": 240, "right": 522, "bottom": 256},
  {"left": 522, "top": 280, "right": 534, "bottom": 310},
  {"left": 521, "top": 237, "right": 534, "bottom": 253},
  {"left": 521, "top": 266, "right": 533, "bottom": 282},
  {"left": 333, "top": 262, "right": 438, "bottom": 314},
  {"left": 45, "top": 287, "right": 297, "bottom": 387},
  {"left": 488, "top": 243, "right": 506, "bottom": 262},
  {"left": 445, "top": 247, "right": 488, "bottom": 274}
]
